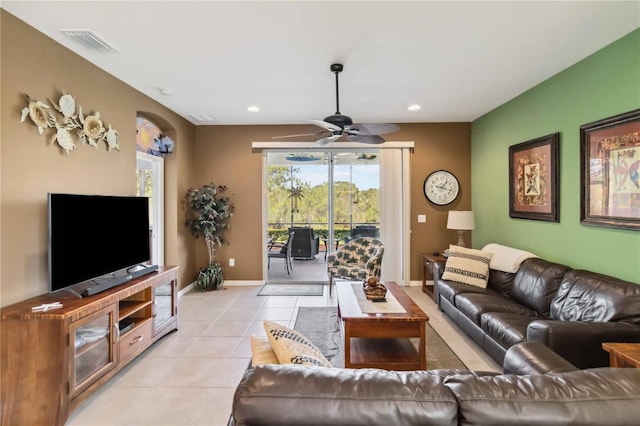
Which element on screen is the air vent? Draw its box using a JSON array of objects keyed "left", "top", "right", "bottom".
[
  {"left": 189, "top": 114, "right": 218, "bottom": 123},
  {"left": 59, "top": 29, "right": 119, "bottom": 53}
]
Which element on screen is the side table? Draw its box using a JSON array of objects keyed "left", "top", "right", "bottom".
[
  {"left": 602, "top": 342, "right": 640, "bottom": 368},
  {"left": 422, "top": 253, "right": 447, "bottom": 301}
]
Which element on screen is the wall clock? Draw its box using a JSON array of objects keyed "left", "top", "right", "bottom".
[{"left": 424, "top": 170, "right": 460, "bottom": 205}]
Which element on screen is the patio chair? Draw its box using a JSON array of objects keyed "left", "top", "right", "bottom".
[
  {"left": 345, "top": 225, "right": 379, "bottom": 243},
  {"left": 268, "top": 231, "right": 294, "bottom": 274},
  {"left": 288, "top": 227, "right": 320, "bottom": 260},
  {"left": 327, "top": 237, "right": 384, "bottom": 296}
]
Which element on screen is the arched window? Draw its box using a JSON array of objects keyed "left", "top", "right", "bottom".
[{"left": 136, "top": 116, "right": 174, "bottom": 157}]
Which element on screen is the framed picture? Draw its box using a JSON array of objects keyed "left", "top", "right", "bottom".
[
  {"left": 509, "top": 133, "right": 560, "bottom": 222},
  {"left": 580, "top": 109, "right": 640, "bottom": 230}
]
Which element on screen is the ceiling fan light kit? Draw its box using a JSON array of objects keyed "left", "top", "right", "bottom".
[{"left": 274, "top": 63, "right": 399, "bottom": 146}]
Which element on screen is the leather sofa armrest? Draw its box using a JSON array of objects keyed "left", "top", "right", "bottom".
[
  {"left": 231, "top": 365, "right": 460, "bottom": 426},
  {"left": 527, "top": 320, "right": 640, "bottom": 369},
  {"left": 503, "top": 342, "right": 577, "bottom": 375},
  {"left": 433, "top": 261, "right": 445, "bottom": 283}
]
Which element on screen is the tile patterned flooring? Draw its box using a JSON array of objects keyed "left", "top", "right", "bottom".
[{"left": 67, "top": 284, "right": 500, "bottom": 425}]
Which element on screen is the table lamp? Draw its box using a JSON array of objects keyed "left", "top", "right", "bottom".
[{"left": 447, "top": 210, "right": 475, "bottom": 247}]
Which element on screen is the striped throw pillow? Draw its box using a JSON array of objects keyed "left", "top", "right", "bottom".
[
  {"left": 263, "top": 321, "right": 332, "bottom": 367},
  {"left": 442, "top": 245, "right": 492, "bottom": 288}
]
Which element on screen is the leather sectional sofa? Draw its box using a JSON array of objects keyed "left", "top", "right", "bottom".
[
  {"left": 230, "top": 342, "right": 640, "bottom": 425},
  {"left": 434, "top": 256, "right": 640, "bottom": 368}
]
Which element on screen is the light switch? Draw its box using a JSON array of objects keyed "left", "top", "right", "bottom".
[{"left": 418, "top": 214, "right": 426, "bottom": 223}]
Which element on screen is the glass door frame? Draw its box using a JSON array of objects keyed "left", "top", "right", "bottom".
[
  {"left": 256, "top": 140, "right": 414, "bottom": 286},
  {"left": 261, "top": 148, "right": 380, "bottom": 284},
  {"left": 136, "top": 151, "right": 164, "bottom": 266}
]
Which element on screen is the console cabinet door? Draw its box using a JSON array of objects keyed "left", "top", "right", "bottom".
[
  {"left": 152, "top": 277, "right": 177, "bottom": 336},
  {"left": 69, "top": 304, "right": 117, "bottom": 398}
]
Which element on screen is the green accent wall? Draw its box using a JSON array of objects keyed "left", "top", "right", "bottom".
[{"left": 471, "top": 28, "right": 640, "bottom": 283}]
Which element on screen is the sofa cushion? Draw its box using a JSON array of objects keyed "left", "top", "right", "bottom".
[
  {"left": 487, "top": 269, "right": 517, "bottom": 295},
  {"left": 482, "top": 243, "right": 538, "bottom": 273},
  {"left": 455, "top": 293, "right": 538, "bottom": 324},
  {"left": 481, "top": 312, "right": 536, "bottom": 349},
  {"left": 437, "top": 279, "right": 502, "bottom": 306},
  {"left": 550, "top": 269, "right": 640, "bottom": 323},
  {"left": 441, "top": 245, "right": 492, "bottom": 288},
  {"left": 263, "top": 321, "right": 332, "bottom": 367},
  {"left": 444, "top": 368, "right": 640, "bottom": 426},
  {"left": 510, "top": 258, "right": 569, "bottom": 317},
  {"left": 232, "top": 365, "right": 464, "bottom": 426}
]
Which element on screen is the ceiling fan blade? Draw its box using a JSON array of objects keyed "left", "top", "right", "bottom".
[
  {"left": 310, "top": 119, "right": 342, "bottom": 132},
  {"left": 347, "top": 134, "right": 385, "bottom": 144},
  {"left": 272, "top": 131, "right": 328, "bottom": 139},
  {"left": 314, "top": 134, "right": 342, "bottom": 146},
  {"left": 349, "top": 123, "right": 400, "bottom": 136}
]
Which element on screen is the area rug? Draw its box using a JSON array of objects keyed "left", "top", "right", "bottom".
[
  {"left": 257, "top": 283, "right": 324, "bottom": 296},
  {"left": 294, "top": 307, "right": 467, "bottom": 370}
]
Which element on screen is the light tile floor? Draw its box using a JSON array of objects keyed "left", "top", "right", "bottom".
[{"left": 67, "top": 284, "right": 500, "bottom": 426}]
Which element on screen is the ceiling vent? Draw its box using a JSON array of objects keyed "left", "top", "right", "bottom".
[
  {"left": 189, "top": 114, "right": 218, "bottom": 123},
  {"left": 59, "top": 29, "right": 119, "bottom": 53}
]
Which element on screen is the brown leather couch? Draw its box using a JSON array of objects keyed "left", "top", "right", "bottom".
[
  {"left": 230, "top": 342, "right": 640, "bottom": 425},
  {"left": 434, "top": 257, "right": 640, "bottom": 368}
]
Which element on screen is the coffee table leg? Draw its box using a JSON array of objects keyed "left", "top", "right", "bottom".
[
  {"left": 344, "top": 322, "right": 351, "bottom": 368},
  {"left": 420, "top": 322, "right": 426, "bottom": 370}
]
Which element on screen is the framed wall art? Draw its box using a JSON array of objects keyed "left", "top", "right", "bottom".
[
  {"left": 580, "top": 109, "right": 640, "bottom": 230},
  {"left": 509, "top": 133, "right": 560, "bottom": 222}
]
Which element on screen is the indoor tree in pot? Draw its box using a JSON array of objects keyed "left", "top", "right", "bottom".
[{"left": 185, "top": 182, "right": 234, "bottom": 291}]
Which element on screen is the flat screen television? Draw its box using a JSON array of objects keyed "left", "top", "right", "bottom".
[{"left": 48, "top": 193, "right": 156, "bottom": 296}]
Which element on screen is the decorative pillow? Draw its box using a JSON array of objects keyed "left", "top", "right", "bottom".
[
  {"left": 482, "top": 243, "right": 537, "bottom": 273},
  {"left": 263, "top": 320, "right": 332, "bottom": 367},
  {"left": 441, "top": 245, "right": 492, "bottom": 288},
  {"left": 250, "top": 335, "right": 279, "bottom": 366}
]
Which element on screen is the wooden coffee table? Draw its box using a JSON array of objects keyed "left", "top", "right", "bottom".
[
  {"left": 602, "top": 342, "right": 640, "bottom": 368},
  {"left": 336, "top": 281, "right": 429, "bottom": 370}
]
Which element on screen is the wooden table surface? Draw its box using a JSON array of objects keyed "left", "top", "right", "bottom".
[{"left": 602, "top": 342, "right": 640, "bottom": 368}]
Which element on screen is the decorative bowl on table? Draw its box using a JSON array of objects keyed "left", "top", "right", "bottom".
[{"left": 362, "top": 277, "right": 387, "bottom": 301}]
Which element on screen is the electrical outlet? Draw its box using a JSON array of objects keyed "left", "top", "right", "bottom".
[
  {"left": 229, "top": 258, "right": 235, "bottom": 267},
  {"left": 418, "top": 214, "right": 426, "bottom": 223}
]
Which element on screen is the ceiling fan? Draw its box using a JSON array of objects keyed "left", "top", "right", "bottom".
[{"left": 274, "top": 64, "right": 399, "bottom": 146}]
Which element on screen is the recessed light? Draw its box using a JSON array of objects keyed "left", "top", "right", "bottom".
[
  {"left": 159, "top": 88, "right": 173, "bottom": 96},
  {"left": 408, "top": 104, "right": 421, "bottom": 111},
  {"left": 248, "top": 106, "right": 260, "bottom": 112}
]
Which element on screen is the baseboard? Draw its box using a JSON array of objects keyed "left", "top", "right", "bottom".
[
  {"left": 222, "top": 280, "right": 265, "bottom": 287},
  {"left": 178, "top": 281, "right": 195, "bottom": 297}
]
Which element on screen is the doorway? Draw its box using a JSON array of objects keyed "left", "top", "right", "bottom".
[
  {"left": 264, "top": 150, "right": 380, "bottom": 283},
  {"left": 136, "top": 151, "right": 164, "bottom": 266}
]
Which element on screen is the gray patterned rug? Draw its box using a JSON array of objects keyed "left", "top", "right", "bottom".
[{"left": 294, "top": 306, "right": 467, "bottom": 370}]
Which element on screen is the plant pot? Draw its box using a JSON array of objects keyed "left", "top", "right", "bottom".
[{"left": 196, "top": 262, "right": 224, "bottom": 291}]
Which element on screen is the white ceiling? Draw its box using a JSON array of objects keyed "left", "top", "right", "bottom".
[{"left": 3, "top": 1, "right": 639, "bottom": 126}]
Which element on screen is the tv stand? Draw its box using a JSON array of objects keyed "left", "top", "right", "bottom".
[
  {"left": 79, "top": 264, "right": 159, "bottom": 297},
  {"left": 1, "top": 265, "right": 178, "bottom": 426}
]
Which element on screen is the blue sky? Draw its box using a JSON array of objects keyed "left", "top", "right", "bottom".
[{"left": 296, "top": 164, "right": 379, "bottom": 190}]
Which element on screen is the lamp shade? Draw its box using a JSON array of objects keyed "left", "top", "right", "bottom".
[{"left": 447, "top": 211, "right": 475, "bottom": 230}]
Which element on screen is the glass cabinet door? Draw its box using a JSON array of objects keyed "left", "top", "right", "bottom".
[
  {"left": 69, "top": 304, "right": 117, "bottom": 397},
  {"left": 153, "top": 280, "right": 175, "bottom": 335}
]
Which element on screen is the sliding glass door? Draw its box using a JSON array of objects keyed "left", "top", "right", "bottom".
[{"left": 265, "top": 151, "right": 380, "bottom": 284}]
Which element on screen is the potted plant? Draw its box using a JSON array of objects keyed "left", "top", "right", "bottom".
[{"left": 185, "top": 183, "right": 234, "bottom": 291}]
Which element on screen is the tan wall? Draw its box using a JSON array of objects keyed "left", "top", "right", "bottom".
[
  {"left": 194, "top": 123, "right": 471, "bottom": 282},
  {"left": 0, "top": 11, "right": 197, "bottom": 306}
]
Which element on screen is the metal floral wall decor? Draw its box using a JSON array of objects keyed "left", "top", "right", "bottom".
[{"left": 19, "top": 92, "right": 119, "bottom": 155}]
